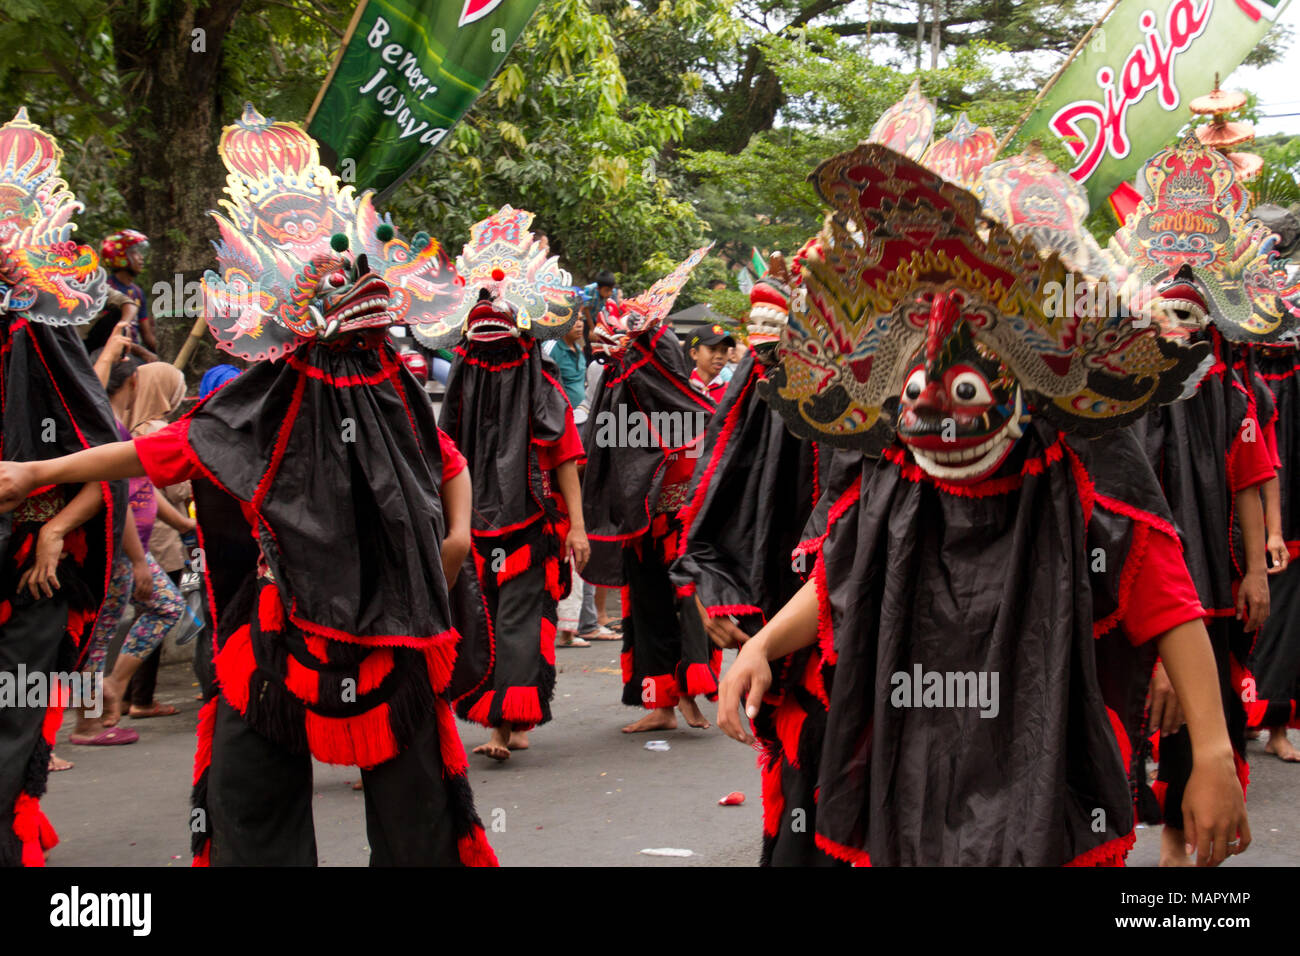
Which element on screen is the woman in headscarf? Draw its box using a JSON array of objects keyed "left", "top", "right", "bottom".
[{"left": 124, "top": 362, "right": 195, "bottom": 718}]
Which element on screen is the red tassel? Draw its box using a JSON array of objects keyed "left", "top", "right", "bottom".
[
  {"left": 193, "top": 699, "right": 217, "bottom": 786},
  {"left": 13, "top": 532, "right": 33, "bottom": 569},
  {"left": 12, "top": 793, "right": 56, "bottom": 867},
  {"left": 466, "top": 691, "right": 494, "bottom": 727},
  {"left": 620, "top": 650, "right": 633, "bottom": 685},
  {"left": 641, "top": 673, "right": 679, "bottom": 710},
  {"left": 215, "top": 625, "right": 255, "bottom": 714},
  {"left": 358, "top": 649, "right": 395, "bottom": 696},
  {"left": 540, "top": 617, "right": 556, "bottom": 666},
  {"left": 683, "top": 662, "right": 718, "bottom": 698},
  {"left": 774, "top": 696, "right": 808, "bottom": 770},
  {"left": 544, "top": 554, "right": 563, "bottom": 599},
  {"left": 802, "top": 649, "right": 829, "bottom": 708},
  {"left": 423, "top": 631, "right": 459, "bottom": 694},
  {"left": 284, "top": 655, "right": 319, "bottom": 703},
  {"left": 501, "top": 686, "right": 542, "bottom": 726},
  {"left": 434, "top": 698, "right": 468, "bottom": 777},
  {"left": 760, "top": 752, "right": 784, "bottom": 838},
  {"left": 258, "top": 584, "right": 284, "bottom": 633},
  {"left": 457, "top": 826, "right": 500, "bottom": 867},
  {"left": 496, "top": 544, "right": 531, "bottom": 585},
  {"left": 192, "top": 844, "right": 211, "bottom": 867},
  {"left": 304, "top": 703, "right": 399, "bottom": 769},
  {"left": 41, "top": 697, "right": 64, "bottom": 746}
]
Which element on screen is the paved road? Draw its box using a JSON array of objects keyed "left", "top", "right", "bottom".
[{"left": 40, "top": 652, "right": 1300, "bottom": 867}]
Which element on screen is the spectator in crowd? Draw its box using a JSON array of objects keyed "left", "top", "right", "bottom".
[
  {"left": 85, "top": 230, "right": 157, "bottom": 355},
  {"left": 687, "top": 324, "right": 735, "bottom": 403}
]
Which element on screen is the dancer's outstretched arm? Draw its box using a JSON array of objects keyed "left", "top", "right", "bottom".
[
  {"left": 0, "top": 442, "right": 145, "bottom": 512},
  {"left": 717, "top": 578, "right": 819, "bottom": 744},
  {"left": 555, "top": 459, "right": 589, "bottom": 572},
  {"left": 1157, "top": 619, "right": 1252, "bottom": 867}
]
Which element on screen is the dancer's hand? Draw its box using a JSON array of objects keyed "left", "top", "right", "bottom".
[
  {"left": 131, "top": 558, "right": 153, "bottom": 602},
  {"left": 1236, "top": 569, "right": 1269, "bottom": 631},
  {"left": 1267, "top": 533, "right": 1289, "bottom": 574},
  {"left": 17, "top": 525, "right": 65, "bottom": 599},
  {"left": 565, "top": 526, "right": 589, "bottom": 573},
  {"left": 717, "top": 638, "right": 771, "bottom": 745},
  {"left": 0, "top": 460, "right": 37, "bottom": 513},
  {"left": 696, "top": 595, "right": 749, "bottom": 649},
  {"left": 1182, "top": 749, "right": 1251, "bottom": 866},
  {"left": 1147, "top": 661, "right": 1184, "bottom": 735}
]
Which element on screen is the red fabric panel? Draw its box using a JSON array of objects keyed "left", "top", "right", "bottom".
[
  {"left": 1227, "top": 414, "right": 1276, "bottom": 492},
  {"left": 133, "top": 418, "right": 199, "bottom": 487},
  {"left": 437, "top": 428, "right": 467, "bottom": 482}
]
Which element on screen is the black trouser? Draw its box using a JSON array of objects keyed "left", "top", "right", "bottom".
[
  {"left": 125, "top": 568, "right": 184, "bottom": 707},
  {"left": 0, "top": 595, "right": 66, "bottom": 866},
  {"left": 206, "top": 699, "right": 462, "bottom": 866}
]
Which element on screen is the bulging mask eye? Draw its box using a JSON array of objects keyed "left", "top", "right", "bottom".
[
  {"left": 951, "top": 371, "right": 992, "bottom": 405},
  {"left": 903, "top": 367, "right": 925, "bottom": 401}
]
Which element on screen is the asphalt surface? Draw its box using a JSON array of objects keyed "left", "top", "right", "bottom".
[{"left": 39, "top": 652, "right": 1300, "bottom": 867}]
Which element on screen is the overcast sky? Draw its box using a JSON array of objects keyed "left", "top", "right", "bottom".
[{"left": 1231, "top": 2, "right": 1300, "bottom": 136}]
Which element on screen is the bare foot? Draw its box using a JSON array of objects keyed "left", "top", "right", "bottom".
[
  {"left": 622, "top": 708, "right": 677, "bottom": 733},
  {"left": 473, "top": 726, "right": 511, "bottom": 761},
  {"left": 508, "top": 730, "right": 530, "bottom": 750},
  {"left": 678, "top": 696, "right": 711, "bottom": 729},
  {"left": 48, "top": 752, "right": 73, "bottom": 772},
  {"left": 1266, "top": 728, "right": 1300, "bottom": 762},
  {"left": 100, "top": 675, "right": 125, "bottom": 728},
  {"left": 1159, "top": 826, "right": 1194, "bottom": 867}
]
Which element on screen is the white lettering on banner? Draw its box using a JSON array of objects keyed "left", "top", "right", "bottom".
[{"left": 1046, "top": 0, "right": 1212, "bottom": 183}]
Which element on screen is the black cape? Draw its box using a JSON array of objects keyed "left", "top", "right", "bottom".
[
  {"left": 581, "top": 325, "right": 714, "bottom": 586},
  {"left": 813, "top": 424, "right": 1169, "bottom": 865},
  {"left": 0, "top": 316, "right": 125, "bottom": 866}
]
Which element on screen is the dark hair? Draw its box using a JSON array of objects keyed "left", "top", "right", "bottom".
[
  {"left": 594, "top": 270, "right": 616, "bottom": 288},
  {"left": 105, "top": 355, "right": 143, "bottom": 396}
]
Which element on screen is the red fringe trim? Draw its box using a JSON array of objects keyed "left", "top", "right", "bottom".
[
  {"left": 683, "top": 662, "right": 718, "bottom": 698},
  {"left": 540, "top": 617, "right": 556, "bottom": 667},
  {"left": 434, "top": 698, "right": 468, "bottom": 777},
  {"left": 423, "top": 631, "right": 459, "bottom": 695},
  {"left": 288, "top": 602, "right": 457, "bottom": 650},
  {"left": 12, "top": 793, "right": 57, "bottom": 867},
  {"left": 708, "top": 603, "right": 764, "bottom": 619},
  {"left": 41, "top": 694, "right": 64, "bottom": 746},
  {"left": 251, "top": 374, "right": 307, "bottom": 509},
  {"left": 675, "top": 582, "right": 696, "bottom": 599},
  {"left": 500, "top": 686, "right": 543, "bottom": 727},
  {"left": 304, "top": 703, "right": 398, "bottom": 769},
  {"left": 814, "top": 549, "right": 836, "bottom": 666},
  {"left": 496, "top": 544, "right": 532, "bottom": 585},
  {"left": 774, "top": 695, "right": 808, "bottom": 770},
  {"left": 216, "top": 625, "right": 255, "bottom": 714},
  {"left": 63, "top": 527, "right": 87, "bottom": 565},
  {"left": 284, "top": 655, "right": 320, "bottom": 703},
  {"left": 457, "top": 826, "right": 500, "bottom": 867},
  {"left": 466, "top": 691, "right": 494, "bottom": 727},
  {"left": 802, "top": 648, "right": 829, "bottom": 709},
  {"left": 1105, "top": 706, "right": 1132, "bottom": 780},
  {"left": 640, "top": 673, "right": 680, "bottom": 709},
  {"left": 192, "top": 699, "right": 217, "bottom": 787},
  {"left": 1093, "top": 522, "right": 1150, "bottom": 639},
  {"left": 1065, "top": 831, "right": 1135, "bottom": 867},
  {"left": 678, "top": 362, "right": 757, "bottom": 555},
  {"left": 455, "top": 340, "right": 532, "bottom": 370},
  {"left": 358, "top": 649, "right": 395, "bottom": 696},
  {"left": 305, "top": 635, "right": 331, "bottom": 663},
  {"left": 620, "top": 650, "right": 633, "bottom": 685},
  {"left": 286, "top": 352, "right": 390, "bottom": 385},
  {"left": 192, "top": 843, "right": 211, "bottom": 867},
  {"left": 258, "top": 584, "right": 284, "bottom": 633},
  {"left": 814, "top": 831, "right": 872, "bottom": 866}
]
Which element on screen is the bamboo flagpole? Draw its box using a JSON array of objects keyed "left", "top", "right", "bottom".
[
  {"left": 993, "top": 0, "right": 1124, "bottom": 158},
  {"left": 306, "top": 0, "right": 371, "bottom": 126},
  {"left": 171, "top": 312, "right": 211, "bottom": 370}
]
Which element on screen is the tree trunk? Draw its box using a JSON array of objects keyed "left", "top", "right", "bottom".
[
  {"left": 108, "top": 1, "right": 245, "bottom": 360},
  {"left": 931, "top": 0, "right": 941, "bottom": 69}
]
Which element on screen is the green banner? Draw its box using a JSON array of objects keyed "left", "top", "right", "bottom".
[
  {"left": 1010, "top": 0, "right": 1291, "bottom": 209},
  {"left": 307, "top": 0, "right": 542, "bottom": 198}
]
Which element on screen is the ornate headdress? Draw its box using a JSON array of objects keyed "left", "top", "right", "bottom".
[
  {"left": 0, "top": 108, "right": 106, "bottom": 325},
  {"left": 974, "top": 150, "right": 1117, "bottom": 281},
  {"left": 867, "top": 80, "right": 935, "bottom": 161},
  {"left": 202, "top": 104, "right": 461, "bottom": 361},
  {"left": 1110, "top": 135, "right": 1300, "bottom": 343},
  {"left": 408, "top": 205, "right": 575, "bottom": 348},
  {"left": 920, "top": 113, "right": 997, "bottom": 190},
  {"left": 760, "top": 144, "right": 1210, "bottom": 473},
  {"left": 589, "top": 244, "right": 712, "bottom": 357}
]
